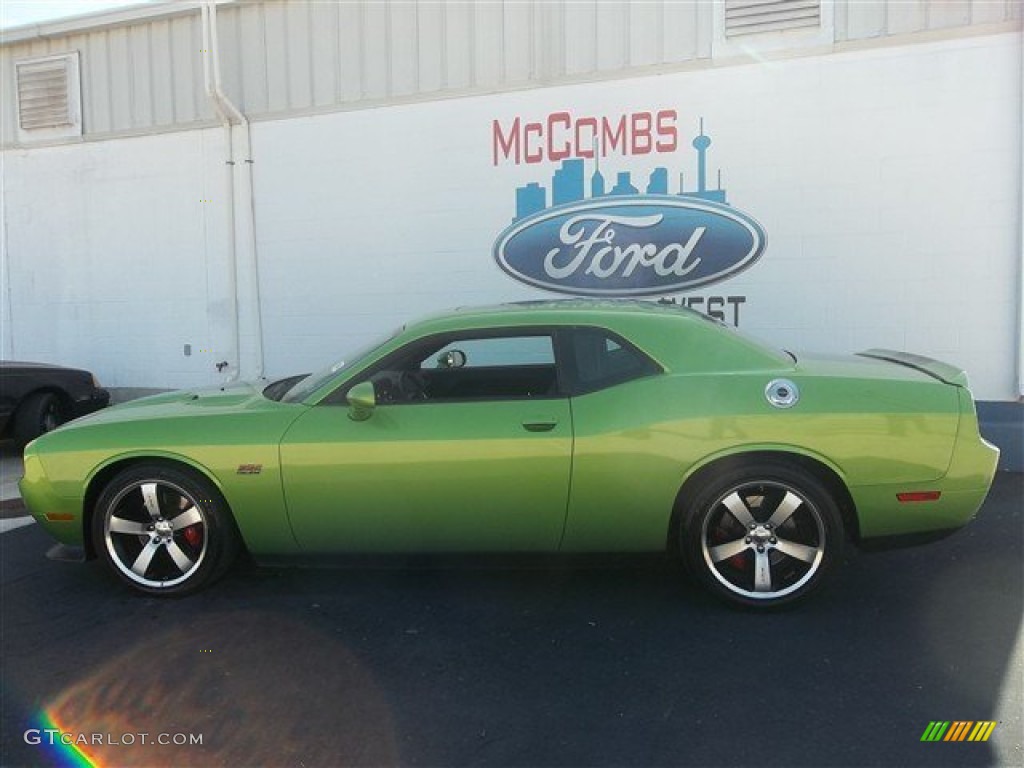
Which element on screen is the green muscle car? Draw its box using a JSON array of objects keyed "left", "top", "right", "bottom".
[{"left": 19, "top": 301, "right": 999, "bottom": 607}]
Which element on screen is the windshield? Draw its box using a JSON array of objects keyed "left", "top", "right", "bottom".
[{"left": 279, "top": 327, "right": 403, "bottom": 403}]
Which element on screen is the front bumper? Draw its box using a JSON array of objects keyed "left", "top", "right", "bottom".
[{"left": 18, "top": 452, "right": 84, "bottom": 547}]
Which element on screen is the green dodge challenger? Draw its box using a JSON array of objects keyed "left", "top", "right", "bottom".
[{"left": 20, "top": 301, "right": 999, "bottom": 607}]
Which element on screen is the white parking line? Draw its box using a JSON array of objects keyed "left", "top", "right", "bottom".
[{"left": 0, "top": 516, "right": 35, "bottom": 533}]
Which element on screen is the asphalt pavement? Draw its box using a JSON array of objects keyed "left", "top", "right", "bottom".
[
  {"left": 0, "top": 444, "right": 25, "bottom": 511},
  {"left": 1, "top": 450, "right": 1021, "bottom": 767}
]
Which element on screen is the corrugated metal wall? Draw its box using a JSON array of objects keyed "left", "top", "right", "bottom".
[
  {"left": 1, "top": 9, "right": 213, "bottom": 143},
  {"left": 214, "top": 0, "right": 716, "bottom": 113},
  {"left": 835, "top": 0, "right": 1018, "bottom": 39},
  {"left": 2, "top": 0, "right": 1020, "bottom": 147}
]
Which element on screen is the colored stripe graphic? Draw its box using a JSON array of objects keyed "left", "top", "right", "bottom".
[
  {"left": 921, "top": 722, "right": 950, "bottom": 741},
  {"left": 921, "top": 721, "right": 997, "bottom": 742},
  {"left": 968, "top": 722, "right": 997, "bottom": 742},
  {"left": 945, "top": 722, "right": 972, "bottom": 741}
]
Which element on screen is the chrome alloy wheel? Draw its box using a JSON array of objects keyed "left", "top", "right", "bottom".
[
  {"left": 700, "top": 480, "right": 826, "bottom": 601},
  {"left": 102, "top": 479, "right": 209, "bottom": 589}
]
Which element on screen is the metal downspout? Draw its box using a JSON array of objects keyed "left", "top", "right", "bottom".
[
  {"left": 207, "top": 0, "right": 264, "bottom": 380},
  {"left": 0, "top": 175, "right": 13, "bottom": 359},
  {"left": 201, "top": 1, "right": 240, "bottom": 383},
  {"left": 1018, "top": 22, "right": 1024, "bottom": 400}
]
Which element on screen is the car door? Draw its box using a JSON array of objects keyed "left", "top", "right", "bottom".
[
  {"left": 557, "top": 325, "right": 670, "bottom": 552},
  {"left": 279, "top": 329, "right": 573, "bottom": 553}
]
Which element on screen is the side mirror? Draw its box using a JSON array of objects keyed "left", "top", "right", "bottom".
[
  {"left": 436, "top": 349, "right": 467, "bottom": 369},
  {"left": 346, "top": 381, "right": 376, "bottom": 421}
]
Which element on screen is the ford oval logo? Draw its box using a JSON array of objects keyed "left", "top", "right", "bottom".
[{"left": 493, "top": 196, "right": 766, "bottom": 296}]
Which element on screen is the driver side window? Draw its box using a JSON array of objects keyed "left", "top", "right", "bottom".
[
  {"left": 424, "top": 337, "right": 554, "bottom": 370},
  {"left": 369, "top": 332, "right": 559, "bottom": 403}
]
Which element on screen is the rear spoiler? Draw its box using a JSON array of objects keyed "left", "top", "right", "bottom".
[{"left": 857, "top": 349, "right": 969, "bottom": 387}]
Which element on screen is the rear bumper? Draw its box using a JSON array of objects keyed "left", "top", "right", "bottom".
[
  {"left": 852, "top": 480, "right": 998, "bottom": 541},
  {"left": 853, "top": 390, "right": 999, "bottom": 542}
]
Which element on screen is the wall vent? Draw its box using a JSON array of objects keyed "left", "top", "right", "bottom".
[
  {"left": 725, "top": 0, "right": 821, "bottom": 37},
  {"left": 15, "top": 52, "right": 81, "bottom": 139}
]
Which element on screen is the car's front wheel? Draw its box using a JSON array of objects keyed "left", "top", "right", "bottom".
[
  {"left": 680, "top": 462, "right": 844, "bottom": 608},
  {"left": 92, "top": 464, "right": 239, "bottom": 596}
]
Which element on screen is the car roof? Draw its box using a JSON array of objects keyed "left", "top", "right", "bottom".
[
  {"left": 437, "top": 298, "right": 708, "bottom": 326},
  {"left": 396, "top": 298, "right": 790, "bottom": 376}
]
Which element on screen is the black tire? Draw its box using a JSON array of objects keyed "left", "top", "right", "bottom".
[
  {"left": 679, "top": 462, "right": 844, "bottom": 609},
  {"left": 91, "top": 464, "right": 240, "bottom": 596},
  {"left": 13, "top": 391, "right": 65, "bottom": 444}
]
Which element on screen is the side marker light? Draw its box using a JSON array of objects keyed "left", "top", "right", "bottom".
[{"left": 897, "top": 491, "right": 942, "bottom": 503}]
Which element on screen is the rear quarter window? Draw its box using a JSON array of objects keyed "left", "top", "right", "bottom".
[{"left": 566, "top": 327, "right": 661, "bottom": 394}]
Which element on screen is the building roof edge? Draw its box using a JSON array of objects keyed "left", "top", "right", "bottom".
[{"left": 0, "top": 0, "right": 228, "bottom": 46}]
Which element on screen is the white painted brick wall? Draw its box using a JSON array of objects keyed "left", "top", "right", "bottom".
[
  {"left": 254, "top": 33, "right": 1021, "bottom": 399},
  {"left": 1, "top": 32, "right": 1020, "bottom": 401},
  {"left": 2, "top": 129, "right": 233, "bottom": 388}
]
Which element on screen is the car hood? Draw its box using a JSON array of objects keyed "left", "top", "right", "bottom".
[{"left": 64, "top": 380, "right": 280, "bottom": 427}]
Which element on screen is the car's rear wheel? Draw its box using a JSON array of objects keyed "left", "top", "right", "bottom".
[
  {"left": 13, "top": 391, "right": 65, "bottom": 444},
  {"left": 92, "top": 464, "right": 239, "bottom": 596},
  {"left": 680, "top": 462, "right": 843, "bottom": 609}
]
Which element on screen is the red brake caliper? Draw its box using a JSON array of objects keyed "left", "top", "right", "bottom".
[
  {"left": 182, "top": 525, "right": 203, "bottom": 548},
  {"left": 713, "top": 523, "right": 747, "bottom": 570}
]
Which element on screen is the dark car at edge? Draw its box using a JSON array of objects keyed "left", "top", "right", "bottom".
[{"left": 0, "top": 361, "right": 110, "bottom": 445}]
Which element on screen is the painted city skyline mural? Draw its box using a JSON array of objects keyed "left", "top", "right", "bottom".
[
  {"left": 513, "top": 119, "right": 727, "bottom": 223},
  {"left": 492, "top": 114, "right": 765, "bottom": 301}
]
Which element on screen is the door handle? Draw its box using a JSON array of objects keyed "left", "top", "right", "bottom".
[{"left": 522, "top": 419, "right": 557, "bottom": 432}]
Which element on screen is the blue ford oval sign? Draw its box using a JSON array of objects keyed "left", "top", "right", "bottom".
[{"left": 493, "top": 196, "right": 766, "bottom": 296}]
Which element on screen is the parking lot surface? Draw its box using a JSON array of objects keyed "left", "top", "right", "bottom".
[{"left": 1, "top": 467, "right": 1021, "bottom": 768}]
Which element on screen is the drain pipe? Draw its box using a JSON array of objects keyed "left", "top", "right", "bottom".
[
  {"left": 0, "top": 199, "right": 13, "bottom": 359},
  {"left": 200, "top": 1, "right": 240, "bottom": 383},
  {"left": 1018, "top": 24, "right": 1024, "bottom": 400},
  {"left": 202, "top": 0, "right": 265, "bottom": 381}
]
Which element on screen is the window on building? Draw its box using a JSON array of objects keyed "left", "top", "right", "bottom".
[{"left": 15, "top": 52, "right": 82, "bottom": 141}]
